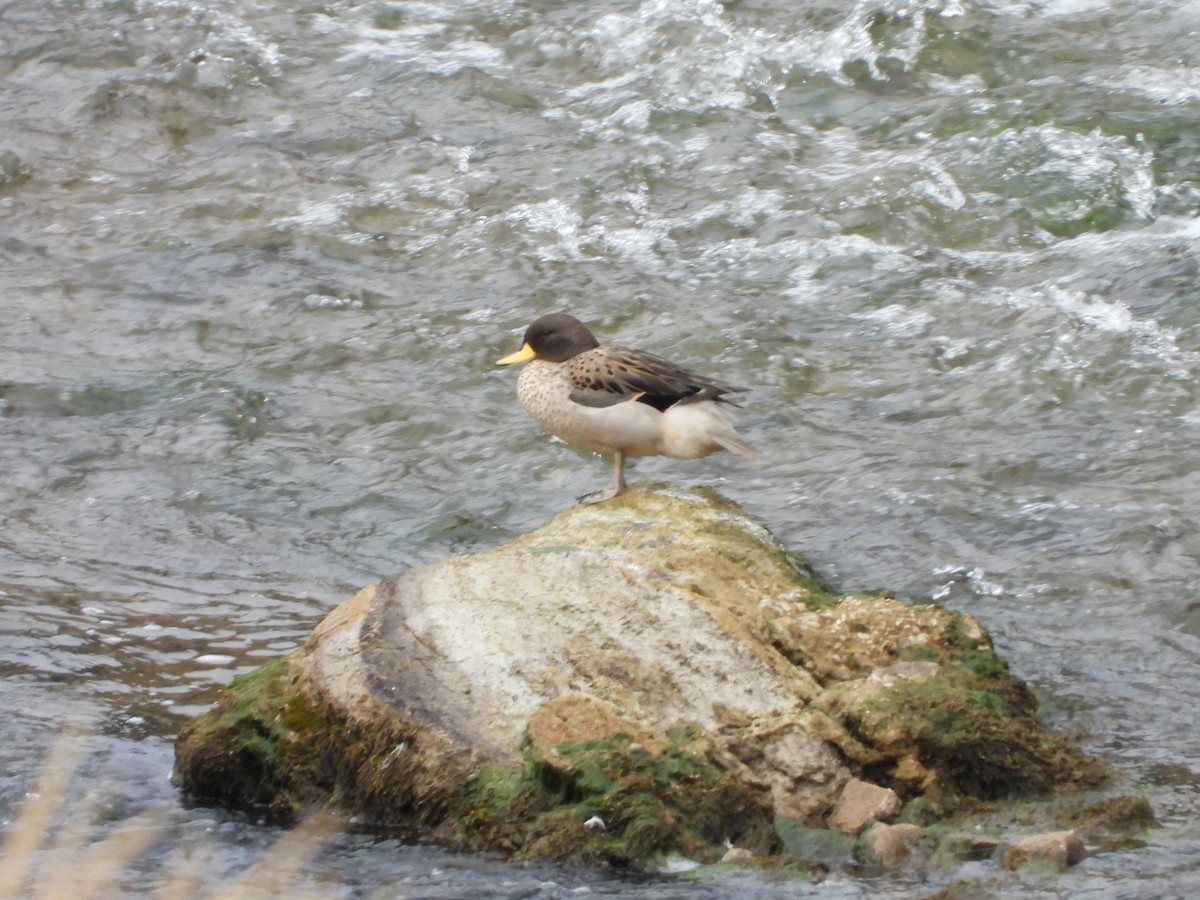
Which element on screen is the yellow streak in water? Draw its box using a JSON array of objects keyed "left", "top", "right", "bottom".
[
  {"left": 0, "top": 721, "right": 94, "bottom": 898},
  {"left": 0, "top": 723, "right": 349, "bottom": 900}
]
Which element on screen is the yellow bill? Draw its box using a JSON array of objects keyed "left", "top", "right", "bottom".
[{"left": 497, "top": 343, "right": 536, "bottom": 365}]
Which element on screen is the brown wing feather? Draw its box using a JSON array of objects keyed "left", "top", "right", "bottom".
[{"left": 566, "top": 347, "right": 746, "bottom": 413}]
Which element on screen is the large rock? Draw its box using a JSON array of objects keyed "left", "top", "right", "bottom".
[{"left": 174, "top": 485, "right": 1106, "bottom": 866}]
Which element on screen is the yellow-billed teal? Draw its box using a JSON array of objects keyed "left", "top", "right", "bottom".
[{"left": 498, "top": 313, "right": 756, "bottom": 502}]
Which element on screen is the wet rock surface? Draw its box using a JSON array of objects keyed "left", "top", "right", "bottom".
[
  {"left": 1001, "top": 830, "right": 1088, "bottom": 870},
  {"left": 861, "top": 822, "right": 923, "bottom": 868}
]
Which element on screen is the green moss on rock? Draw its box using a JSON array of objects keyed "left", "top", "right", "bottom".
[
  {"left": 176, "top": 660, "right": 777, "bottom": 866},
  {"left": 852, "top": 657, "right": 1108, "bottom": 804},
  {"left": 173, "top": 658, "right": 297, "bottom": 814},
  {"left": 455, "top": 728, "right": 778, "bottom": 866},
  {"left": 174, "top": 655, "right": 454, "bottom": 830}
]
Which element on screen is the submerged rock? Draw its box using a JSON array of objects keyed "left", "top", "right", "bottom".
[
  {"left": 860, "top": 822, "right": 923, "bottom": 868},
  {"left": 174, "top": 485, "right": 1107, "bottom": 867},
  {"left": 1001, "top": 830, "right": 1087, "bottom": 870}
]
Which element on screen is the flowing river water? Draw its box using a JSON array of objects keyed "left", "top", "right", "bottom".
[{"left": 2, "top": 0, "right": 1200, "bottom": 896}]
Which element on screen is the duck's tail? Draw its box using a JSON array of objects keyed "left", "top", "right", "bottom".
[
  {"left": 661, "top": 401, "right": 758, "bottom": 459},
  {"left": 712, "top": 431, "right": 758, "bottom": 457}
]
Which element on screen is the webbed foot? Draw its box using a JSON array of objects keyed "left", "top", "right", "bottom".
[
  {"left": 576, "top": 486, "right": 622, "bottom": 505},
  {"left": 576, "top": 450, "right": 627, "bottom": 504}
]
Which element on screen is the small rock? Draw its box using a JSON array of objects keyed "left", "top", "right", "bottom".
[
  {"left": 719, "top": 712, "right": 850, "bottom": 820},
  {"left": 860, "top": 822, "right": 921, "bottom": 867},
  {"left": 940, "top": 830, "right": 1003, "bottom": 861},
  {"left": 583, "top": 815, "right": 606, "bottom": 831},
  {"left": 830, "top": 778, "right": 902, "bottom": 834},
  {"left": 774, "top": 819, "right": 858, "bottom": 864},
  {"left": 1060, "top": 794, "right": 1157, "bottom": 837},
  {"left": 1002, "top": 830, "right": 1087, "bottom": 870},
  {"left": 721, "top": 846, "right": 754, "bottom": 865},
  {"left": 891, "top": 754, "right": 933, "bottom": 792}
]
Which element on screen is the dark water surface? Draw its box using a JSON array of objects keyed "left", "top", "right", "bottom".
[{"left": 3, "top": 0, "right": 1200, "bottom": 895}]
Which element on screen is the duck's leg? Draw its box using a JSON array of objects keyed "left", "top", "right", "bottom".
[
  {"left": 578, "top": 450, "right": 626, "bottom": 504},
  {"left": 611, "top": 449, "right": 627, "bottom": 495}
]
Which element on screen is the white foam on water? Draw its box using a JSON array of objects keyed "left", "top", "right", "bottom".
[
  {"left": 138, "top": 0, "right": 282, "bottom": 76},
  {"left": 912, "top": 160, "right": 967, "bottom": 211},
  {"left": 782, "top": 233, "right": 918, "bottom": 301},
  {"left": 595, "top": 224, "right": 674, "bottom": 269},
  {"left": 944, "top": 215, "right": 1200, "bottom": 377},
  {"left": 343, "top": 33, "right": 506, "bottom": 77},
  {"left": 851, "top": 304, "right": 936, "bottom": 339},
  {"left": 997, "top": 283, "right": 1194, "bottom": 379},
  {"left": 926, "top": 72, "right": 989, "bottom": 96},
  {"left": 494, "top": 198, "right": 591, "bottom": 262},
  {"left": 315, "top": 1, "right": 511, "bottom": 75},
  {"left": 929, "top": 565, "right": 1007, "bottom": 601},
  {"left": 194, "top": 653, "right": 237, "bottom": 666},
  {"left": 768, "top": 0, "right": 940, "bottom": 86},
  {"left": 552, "top": 0, "right": 779, "bottom": 132},
  {"left": 1087, "top": 64, "right": 1200, "bottom": 106},
  {"left": 1035, "top": 0, "right": 1118, "bottom": 15},
  {"left": 973, "top": 0, "right": 1109, "bottom": 14},
  {"left": 1025, "top": 126, "right": 1156, "bottom": 220},
  {"left": 678, "top": 187, "right": 789, "bottom": 232},
  {"left": 276, "top": 196, "right": 352, "bottom": 230},
  {"left": 602, "top": 98, "right": 654, "bottom": 132},
  {"left": 406, "top": 175, "right": 471, "bottom": 209}
]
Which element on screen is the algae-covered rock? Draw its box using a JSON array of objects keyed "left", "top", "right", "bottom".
[{"left": 174, "top": 484, "right": 1108, "bottom": 867}]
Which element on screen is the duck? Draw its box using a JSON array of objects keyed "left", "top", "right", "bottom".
[{"left": 497, "top": 313, "right": 756, "bottom": 502}]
